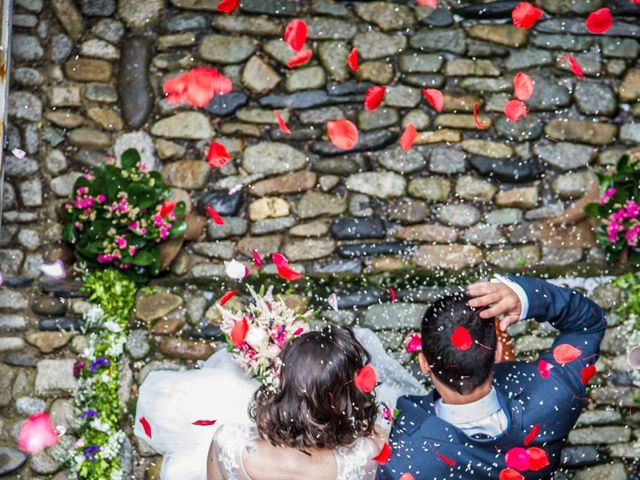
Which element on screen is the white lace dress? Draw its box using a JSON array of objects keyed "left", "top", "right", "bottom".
[
  {"left": 134, "top": 328, "right": 427, "bottom": 480},
  {"left": 212, "top": 423, "right": 380, "bottom": 480}
]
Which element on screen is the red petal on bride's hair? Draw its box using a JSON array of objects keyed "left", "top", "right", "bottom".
[
  {"left": 399, "top": 123, "right": 418, "bottom": 152},
  {"left": 207, "top": 141, "right": 231, "bottom": 168},
  {"left": 354, "top": 364, "right": 377, "bottom": 393},
  {"left": 373, "top": 442, "right": 392, "bottom": 465},
  {"left": 273, "top": 110, "right": 291, "bottom": 134},
  {"left": 499, "top": 468, "right": 524, "bottom": 480},
  {"left": 218, "top": 289, "right": 237, "bottom": 306},
  {"left": 204, "top": 205, "right": 225, "bottom": 226},
  {"left": 512, "top": 2, "right": 543, "bottom": 29},
  {"left": 537, "top": 359, "right": 553, "bottom": 378},
  {"left": 139, "top": 417, "right": 152, "bottom": 438},
  {"left": 580, "top": 364, "right": 597, "bottom": 384},
  {"left": 553, "top": 344, "right": 581, "bottom": 364},
  {"left": 365, "top": 86, "right": 386, "bottom": 111},
  {"left": 416, "top": 0, "right": 437, "bottom": 7},
  {"left": 523, "top": 424, "right": 540, "bottom": 446},
  {"left": 160, "top": 201, "right": 175, "bottom": 218},
  {"left": 473, "top": 103, "right": 486, "bottom": 129},
  {"left": 284, "top": 19, "right": 307, "bottom": 52},
  {"left": 217, "top": 0, "right": 238, "bottom": 13},
  {"left": 252, "top": 249, "right": 263, "bottom": 268},
  {"left": 561, "top": 54, "right": 585, "bottom": 79},
  {"left": 399, "top": 475, "right": 415, "bottom": 480},
  {"left": 527, "top": 447, "right": 550, "bottom": 471},
  {"left": 405, "top": 333, "right": 422, "bottom": 353},
  {"left": 437, "top": 452, "right": 456, "bottom": 467},
  {"left": 586, "top": 7, "right": 613, "bottom": 34},
  {"left": 513, "top": 72, "right": 534, "bottom": 101},
  {"left": 230, "top": 317, "right": 249, "bottom": 346},
  {"left": 327, "top": 120, "right": 359, "bottom": 150},
  {"left": 287, "top": 49, "right": 313, "bottom": 68},
  {"left": 451, "top": 326, "right": 473, "bottom": 351},
  {"left": 348, "top": 48, "right": 358, "bottom": 72},
  {"left": 389, "top": 287, "right": 397, "bottom": 302},
  {"left": 422, "top": 88, "right": 444, "bottom": 112},
  {"left": 503, "top": 99, "right": 528, "bottom": 122},
  {"left": 192, "top": 419, "right": 217, "bottom": 426}
]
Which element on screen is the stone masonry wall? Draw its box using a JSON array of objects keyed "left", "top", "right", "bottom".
[{"left": 1, "top": 0, "right": 640, "bottom": 478}]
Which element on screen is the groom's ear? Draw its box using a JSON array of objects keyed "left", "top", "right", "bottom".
[{"left": 418, "top": 353, "right": 431, "bottom": 375}]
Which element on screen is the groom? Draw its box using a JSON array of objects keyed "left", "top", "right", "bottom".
[{"left": 378, "top": 275, "right": 606, "bottom": 479}]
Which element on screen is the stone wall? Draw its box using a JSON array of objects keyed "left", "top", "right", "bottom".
[{"left": 1, "top": 0, "right": 640, "bottom": 478}]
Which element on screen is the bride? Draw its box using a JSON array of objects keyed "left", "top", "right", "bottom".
[{"left": 134, "top": 287, "right": 426, "bottom": 480}]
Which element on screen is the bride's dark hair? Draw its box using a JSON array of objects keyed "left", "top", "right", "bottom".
[{"left": 250, "top": 325, "right": 377, "bottom": 453}]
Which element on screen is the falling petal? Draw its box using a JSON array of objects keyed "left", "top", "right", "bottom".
[
  {"left": 224, "top": 259, "right": 248, "bottom": 280},
  {"left": 560, "top": 54, "right": 585, "bottom": 79},
  {"left": 586, "top": 7, "right": 613, "bottom": 34},
  {"left": 527, "top": 447, "right": 550, "bottom": 471},
  {"left": 365, "top": 86, "right": 386, "bottom": 111},
  {"left": 473, "top": 103, "right": 486, "bottom": 129},
  {"left": 230, "top": 317, "right": 249, "bottom": 346},
  {"left": 512, "top": 2, "right": 543, "bottom": 29},
  {"left": 284, "top": 19, "right": 307, "bottom": 52},
  {"left": 505, "top": 447, "right": 531, "bottom": 471},
  {"left": 389, "top": 287, "right": 397, "bottom": 303},
  {"left": 164, "top": 68, "right": 232, "bottom": 108},
  {"left": 11, "top": 148, "right": 26, "bottom": 160},
  {"left": 436, "top": 452, "right": 456, "bottom": 467},
  {"left": 252, "top": 249, "right": 263, "bottom": 268},
  {"left": 139, "top": 417, "right": 152, "bottom": 438},
  {"left": 192, "top": 419, "right": 217, "bottom": 426},
  {"left": 207, "top": 142, "right": 231, "bottom": 168},
  {"left": 327, "top": 120, "right": 359, "bottom": 150},
  {"left": 372, "top": 443, "right": 392, "bottom": 465},
  {"left": 160, "top": 201, "right": 176, "bottom": 218},
  {"left": 553, "top": 344, "right": 581, "bottom": 364},
  {"left": 499, "top": 468, "right": 524, "bottom": 480},
  {"left": 18, "top": 413, "right": 59, "bottom": 454},
  {"left": 513, "top": 72, "right": 534, "bottom": 101},
  {"left": 328, "top": 292, "right": 339, "bottom": 311},
  {"left": 503, "top": 99, "right": 528, "bottom": 122},
  {"left": 271, "top": 253, "right": 302, "bottom": 281},
  {"left": 537, "top": 359, "right": 553, "bottom": 378},
  {"left": 287, "top": 49, "right": 313, "bottom": 68},
  {"left": 40, "top": 260, "right": 66, "bottom": 279},
  {"left": 523, "top": 424, "right": 540, "bottom": 446},
  {"left": 273, "top": 110, "right": 291, "bottom": 134},
  {"left": 451, "top": 326, "right": 473, "bottom": 351},
  {"left": 217, "top": 0, "right": 239, "bottom": 13},
  {"left": 348, "top": 48, "right": 358, "bottom": 72},
  {"left": 399, "top": 123, "right": 418, "bottom": 152},
  {"left": 399, "top": 474, "right": 416, "bottom": 480},
  {"left": 580, "top": 364, "right": 597, "bottom": 384},
  {"left": 422, "top": 88, "right": 444, "bottom": 112},
  {"left": 417, "top": 0, "right": 437, "bottom": 7},
  {"left": 218, "top": 290, "right": 238, "bottom": 306},
  {"left": 354, "top": 364, "right": 377, "bottom": 393},
  {"left": 204, "top": 205, "right": 225, "bottom": 226},
  {"left": 405, "top": 333, "right": 422, "bottom": 353}
]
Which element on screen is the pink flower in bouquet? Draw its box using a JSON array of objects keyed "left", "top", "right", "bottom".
[{"left": 599, "top": 188, "right": 616, "bottom": 205}]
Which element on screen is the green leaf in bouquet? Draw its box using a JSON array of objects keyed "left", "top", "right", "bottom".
[
  {"left": 169, "top": 220, "right": 187, "bottom": 239},
  {"left": 121, "top": 148, "right": 141, "bottom": 170},
  {"left": 173, "top": 201, "right": 187, "bottom": 217},
  {"left": 617, "top": 154, "right": 630, "bottom": 173},
  {"left": 62, "top": 222, "right": 78, "bottom": 244},
  {"left": 86, "top": 219, "right": 111, "bottom": 240},
  {"left": 131, "top": 250, "right": 157, "bottom": 266}
]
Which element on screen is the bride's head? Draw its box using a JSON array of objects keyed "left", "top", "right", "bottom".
[{"left": 250, "top": 325, "right": 377, "bottom": 452}]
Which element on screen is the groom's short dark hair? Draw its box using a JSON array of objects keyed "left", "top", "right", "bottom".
[{"left": 421, "top": 292, "right": 497, "bottom": 395}]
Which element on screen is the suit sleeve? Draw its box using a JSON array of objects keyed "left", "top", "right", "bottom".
[{"left": 506, "top": 275, "right": 607, "bottom": 395}]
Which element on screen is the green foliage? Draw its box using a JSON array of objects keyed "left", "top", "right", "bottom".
[
  {"left": 62, "top": 148, "right": 186, "bottom": 283},
  {"left": 615, "top": 272, "right": 640, "bottom": 332}
]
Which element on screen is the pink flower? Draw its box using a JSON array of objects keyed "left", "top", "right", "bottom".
[
  {"left": 106, "top": 156, "right": 115, "bottom": 165},
  {"left": 74, "top": 222, "right": 82, "bottom": 230},
  {"left": 96, "top": 194, "right": 106, "bottom": 203},
  {"left": 136, "top": 161, "right": 148, "bottom": 172},
  {"left": 624, "top": 200, "right": 640, "bottom": 219},
  {"left": 129, "top": 246, "right": 137, "bottom": 256},
  {"left": 119, "top": 263, "right": 131, "bottom": 270},
  {"left": 607, "top": 220, "right": 624, "bottom": 243},
  {"left": 405, "top": 333, "right": 422, "bottom": 353},
  {"left": 77, "top": 187, "right": 88, "bottom": 195},
  {"left": 97, "top": 254, "right": 113, "bottom": 263},
  {"left": 626, "top": 225, "right": 640, "bottom": 247},
  {"left": 153, "top": 215, "right": 163, "bottom": 227},
  {"left": 115, "top": 236, "right": 127, "bottom": 248},
  {"left": 599, "top": 188, "right": 616, "bottom": 205}
]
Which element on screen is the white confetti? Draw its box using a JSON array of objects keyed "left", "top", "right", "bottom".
[
  {"left": 12, "top": 148, "right": 26, "bottom": 160},
  {"left": 224, "top": 259, "right": 248, "bottom": 281},
  {"left": 327, "top": 293, "right": 338, "bottom": 311}
]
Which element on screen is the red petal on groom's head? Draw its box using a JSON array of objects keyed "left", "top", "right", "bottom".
[
  {"left": 139, "top": 417, "right": 152, "bottom": 438},
  {"left": 218, "top": 289, "right": 237, "bottom": 306},
  {"left": 230, "top": 317, "right": 249, "bottom": 346},
  {"left": 451, "top": 326, "right": 473, "bottom": 351},
  {"left": 192, "top": 419, "right": 217, "bottom": 426},
  {"left": 354, "top": 364, "right": 377, "bottom": 393},
  {"left": 284, "top": 19, "right": 308, "bottom": 52},
  {"left": 526, "top": 447, "right": 550, "bottom": 471},
  {"left": 373, "top": 442, "right": 392, "bottom": 464},
  {"left": 523, "top": 423, "right": 540, "bottom": 446},
  {"left": 553, "top": 344, "right": 581, "bottom": 364},
  {"left": 499, "top": 468, "right": 524, "bottom": 480},
  {"left": 436, "top": 452, "right": 456, "bottom": 467},
  {"left": 505, "top": 447, "right": 531, "bottom": 472},
  {"left": 405, "top": 333, "right": 422, "bottom": 353},
  {"left": 365, "top": 86, "right": 386, "bottom": 111},
  {"left": 586, "top": 8, "right": 613, "bottom": 34},
  {"left": 512, "top": 2, "right": 543, "bottom": 29},
  {"left": 348, "top": 48, "right": 359, "bottom": 72},
  {"left": 580, "top": 364, "right": 597, "bottom": 384}
]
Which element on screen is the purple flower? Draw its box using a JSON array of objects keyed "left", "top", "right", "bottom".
[
  {"left": 83, "top": 444, "right": 100, "bottom": 462},
  {"left": 73, "top": 359, "right": 86, "bottom": 377},
  {"left": 81, "top": 409, "right": 99, "bottom": 419},
  {"left": 90, "top": 357, "right": 110, "bottom": 374}
]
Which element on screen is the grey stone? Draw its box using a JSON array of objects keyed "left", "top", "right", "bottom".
[
  {"left": 35, "top": 359, "right": 77, "bottom": 395},
  {"left": 505, "top": 48, "right": 553, "bottom": 71},
  {"left": 162, "top": 12, "right": 207, "bottom": 32},
  {"left": 283, "top": 239, "right": 335, "bottom": 261},
  {"left": 536, "top": 18, "right": 640, "bottom": 38},
  {"left": 114, "top": 131, "right": 157, "bottom": 171},
  {"left": 192, "top": 242, "right": 235, "bottom": 259},
  {"left": 496, "top": 115, "right": 544, "bottom": 142},
  {"left": 0, "top": 448, "right": 27, "bottom": 476},
  {"left": 118, "top": 36, "right": 153, "bottom": 128},
  {"left": 430, "top": 148, "right": 466, "bottom": 174},
  {"left": 362, "top": 303, "right": 427, "bottom": 330},
  {"left": 402, "top": 73, "right": 445, "bottom": 89},
  {"left": 0, "top": 250, "right": 24, "bottom": 275},
  {"left": 410, "top": 28, "right": 465, "bottom": 54},
  {"left": 437, "top": 204, "right": 480, "bottom": 227},
  {"left": 297, "top": 191, "right": 347, "bottom": 219},
  {"left": 388, "top": 198, "right": 428, "bottom": 224},
  {"left": 354, "top": 2, "right": 415, "bottom": 31},
  {"left": 13, "top": 67, "right": 45, "bottom": 87},
  {"left": 384, "top": 86, "right": 421, "bottom": 108},
  {"left": 0, "top": 315, "right": 27, "bottom": 332},
  {"left": 12, "top": 35, "right": 44, "bottom": 61},
  {"left": 456, "top": 176, "right": 497, "bottom": 202},
  {"left": 311, "top": 0, "right": 349, "bottom": 16},
  {"left": 358, "top": 108, "right": 399, "bottom": 131},
  {"left": 19, "top": 179, "right": 43, "bottom": 207},
  {"left": 16, "top": 397, "right": 47, "bottom": 417},
  {"left": 534, "top": 141, "right": 596, "bottom": 171},
  {"left": 51, "top": 172, "right": 83, "bottom": 197},
  {"left": 151, "top": 112, "right": 212, "bottom": 139},
  {"left": 463, "top": 223, "right": 507, "bottom": 246},
  {"left": 8, "top": 91, "right": 42, "bottom": 122},
  {"left": 207, "top": 217, "right": 248, "bottom": 239},
  {"left": 242, "top": 56, "right": 281, "bottom": 94},
  {"left": 82, "top": 0, "right": 116, "bottom": 16},
  {"left": 459, "top": 77, "right": 511, "bottom": 93},
  {"left": 399, "top": 53, "right": 443, "bottom": 73},
  {"left": 318, "top": 41, "right": 350, "bottom": 82},
  {"left": 80, "top": 38, "right": 120, "bottom": 59},
  {"left": 2, "top": 183, "right": 16, "bottom": 210},
  {"left": 0, "top": 337, "right": 25, "bottom": 352},
  {"left": 602, "top": 37, "right": 639, "bottom": 59},
  {"left": 375, "top": 146, "right": 426, "bottom": 174},
  {"left": 126, "top": 329, "right": 151, "bottom": 360},
  {"left": 526, "top": 75, "right": 571, "bottom": 111},
  {"left": 251, "top": 216, "right": 296, "bottom": 235},
  {"left": 85, "top": 82, "right": 118, "bottom": 103},
  {"left": 346, "top": 172, "right": 406, "bottom": 198},
  {"left": 574, "top": 463, "right": 627, "bottom": 480},
  {"left": 568, "top": 426, "right": 631, "bottom": 445},
  {"left": 552, "top": 170, "right": 597, "bottom": 199},
  {"left": 487, "top": 208, "right": 523, "bottom": 225},
  {"left": 620, "top": 123, "right": 640, "bottom": 144},
  {"left": 408, "top": 177, "right": 451, "bottom": 203},
  {"left": 307, "top": 17, "right": 357, "bottom": 40},
  {"left": 353, "top": 31, "right": 407, "bottom": 60},
  {"left": 199, "top": 34, "right": 257, "bottom": 64},
  {"left": 118, "top": 0, "right": 164, "bottom": 29},
  {"left": 92, "top": 18, "right": 125, "bottom": 43},
  {"left": 16, "top": 0, "right": 43, "bottom": 12},
  {"left": 239, "top": 0, "right": 297, "bottom": 16},
  {"left": 533, "top": 33, "right": 594, "bottom": 51},
  {"left": 243, "top": 143, "right": 307, "bottom": 175},
  {"left": 13, "top": 14, "right": 38, "bottom": 27},
  {"left": 574, "top": 82, "right": 617, "bottom": 116},
  {"left": 286, "top": 66, "right": 326, "bottom": 92}
]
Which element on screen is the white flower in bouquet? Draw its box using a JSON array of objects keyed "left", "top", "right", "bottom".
[{"left": 245, "top": 327, "right": 269, "bottom": 350}]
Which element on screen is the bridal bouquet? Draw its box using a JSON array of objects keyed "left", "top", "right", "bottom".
[{"left": 218, "top": 286, "right": 312, "bottom": 391}]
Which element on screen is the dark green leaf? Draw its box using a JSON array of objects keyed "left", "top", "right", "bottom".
[
  {"left": 169, "top": 221, "right": 187, "bottom": 239},
  {"left": 131, "top": 250, "right": 156, "bottom": 266},
  {"left": 121, "top": 149, "right": 141, "bottom": 170}
]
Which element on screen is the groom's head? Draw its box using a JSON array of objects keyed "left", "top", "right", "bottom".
[{"left": 419, "top": 292, "right": 498, "bottom": 396}]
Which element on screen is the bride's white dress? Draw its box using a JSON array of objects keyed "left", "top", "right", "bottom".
[{"left": 134, "top": 328, "right": 427, "bottom": 480}]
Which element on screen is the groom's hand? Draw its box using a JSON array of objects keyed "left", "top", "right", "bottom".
[{"left": 467, "top": 281, "right": 522, "bottom": 331}]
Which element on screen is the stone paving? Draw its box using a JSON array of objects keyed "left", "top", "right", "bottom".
[{"left": 1, "top": 0, "right": 640, "bottom": 478}]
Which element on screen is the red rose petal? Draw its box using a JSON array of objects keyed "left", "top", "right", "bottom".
[
  {"left": 389, "top": 287, "right": 397, "bottom": 303},
  {"left": 204, "top": 205, "right": 224, "bottom": 226},
  {"left": 422, "top": 88, "right": 444, "bottom": 112},
  {"left": 207, "top": 141, "right": 231, "bottom": 168},
  {"left": 230, "top": 317, "right": 249, "bottom": 346},
  {"left": 354, "top": 364, "right": 377, "bottom": 393},
  {"left": 272, "top": 252, "right": 288, "bottom": 268},
  {"left": 348, "top": 48, "right": 358, "bottom": 72},
  {"left": 287, "top": 49, "right": 312, "bottom": 68},
  {"left": 505, "top": 447, "right": 530, "bottom": 472},
  {"left": 451, "top": 326, "right": 473, "bottom": 351},
  {"left": 553, "top": 344, "right": 581, "bottom": 364},
  {"left": 139, "top": 417, "right": 152, "bottom": 438},
  {"left": 399, "top": 475, "right": 416, "bottom": 480},
  {"left": 473, "top": 103, "right": 486, "bottom": 129},
  {"left": 217, "top": 0, "right": 238, "bottom": 13},
  {"left": 586, "top": 7, "right": 613, "bottom": 34},
  {"left": 18, "top": 413, "right": 59, "bottom": 454},
  {"left": 417, "top": 0, "right": 437, "bottom": 7},
  {"left": 503, "top": 99, "right": 528, "bottom": 122},
  {"left": 437, "top": 452, "right": 456, "bottom": 467},
  {"left": 524, "top": 423, "right": 540, "bottom": 446},
  {"left": 192, "top": 419, "right": 217, "bottom": 426},
  {"left": 537, "top": 359, "right": 553, "bottom": 379},
  {"left": 271, "top": 253, "right": 302, "bottom": 281},
  {"left": 218, "top": 289, "right": 237, "bottom": 306},
  {"left": 513, "top": 72, "right": 534, "bottom": 101},
  {"left": 187, "top": 68, "right": 232, "bottom": 107},
  {"left": 252, "top": 249, "right": 263, "bottom": 268},
  {"left": 405, "top": 333, "right": 422, "bottom": 353},
  {"left": 373, "top": 442, "right": 392, "bottom": 465},
  {"left": 581, "top": 364, "right": 597, "bottom": 384},
  {"left": 512, "top": 2, "right": 543, "bottom": 29},
  {"left": 499, "top": 468, "right": 524, "bottom": 480},
  {"left": 527, "top": 447, "right": 550, "bottom": 471},
  {"left": 561, "top": 54, "right": 585, "bottom": 79},
  {"left": 273, "top": 110, "right": 291, "bottom": 134},
  {"left": 163, "top": 73, "right": 190, "bottom": 105},
  {"left": 399, "top": 123, "right": 418, "bottom": 152},
  {"left": 365, "top": 86, "right": 386, "bottom": 111},
  {"left": 160, "top": 201, "right": 175, "bottom": 218},
  {"left": 284, "top": 19, "right": 307, "bottom": 52},
  {"left": 327, "top": 119, "right": 359, "bottom": 150}
]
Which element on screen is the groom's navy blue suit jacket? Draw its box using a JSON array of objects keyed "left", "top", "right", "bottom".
[{"left": 378, "top": 276, "right": 607, "bottom": 480}]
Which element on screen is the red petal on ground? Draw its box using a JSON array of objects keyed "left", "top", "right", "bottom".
[
  {"left": 274, "top": 110, "right": 291, "bottom": 134},
  {"left": 139, "top": 417, "right": 152, "bottom": 438},
  {"left": 354, "top": 364, "right": 377, "bottom": 393},
  {"left": 327, "top": 119, "right": 359, "bottom": 150},
  {"left": 586, "top": 7, "right": 613, "bottom": 34},
  {"left": 217, "top": 0, "right": 239, "bottom": 13},
  {"left": 389, "top": 287, "right": 397, "bottom": 302},
  {"left": 553, "top": 344, "right": 581, "bottom": 364},
  {"left": 276, "top": 264, "right": 302, "bottom": 281},
  {"left": 187, "top": 68, "right": 232, "bottom": 107},
  {"left": 437, "top": 452, "right": 456, "bottom": 467},
  {"left": 451, "top": 326, "right": 473, "bottom": 351},
  {"left": 581, "top": 364, "right": 597, "bottom": 384},
  {"left": 473, "top": 103, "right": 486, "bottom": 129},
  {"left": 160, "top": 201, "right": 175, "bottom": 218},
  {"left": 372, "top": 443, "right": 392, "bottom": 465},
  {"left": 399, "top": 123, "right": 418, "bottom": 152},
  {"left": 527, "top": 447, "right": 550, "bottom": 471},
  {"left": 163, "top": 73, "right": 190, "bottom": 104},
  {"left": 422, "top": 88, "right": 444, "bottom": 112},
  {"left": 287, "top": 49, "right": 313, "bottom": 68},
  {"left": 513, "top": 72, "right": 534, "bottom": 100},
  {"left": 348, "top": 48, "right": 359, "bottom": 71},
  {"left": 218, "top": 289, "right": 237, "bottom": 306},
  {"left": 523, "top": 424, "right": 540, "bottom": 446},
  {"left": 499, "top": 468, "right": 524, "bottom": 480},
  {"left": 17, "top": 413, "right": 59, "bottom": 454},
  {"left": 365, "top": 86, "right": 386, "bottom": 111},
  {"left": 503, "top": 99, "right": 529, "bottom": 122},
  {"left": 204, "top": 205, "right": 225, "bottom": 225},
  {"left": 230, "top": 317, "right": 249, "bottom": 346},
  {"left": 416, "top": 0, "right": 437, "bottom": 7},
  {"left": 192, "top": 419, "right": 217, "bottom": 426},
  {"left": 284, "top": 19, "right": 307, "bottom": 52},
  {"left": 537, "top": 359, "right": 553, "bottom": 378},
  {"left": 252, "top": 249, "right": 263, "bottom": 268},
  {"left": 207, "top": 141, "right": 231, "bottom": 168},
  {"left": 561, "top": 54, "right": 585, "bottom": 79},
  {"left": 512, "top": 2, "right": 543, "bottom": 29}
]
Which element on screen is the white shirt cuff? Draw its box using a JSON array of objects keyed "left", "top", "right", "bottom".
[{"left": 492, "top": 274, "right": 529, "bottom": 321}]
